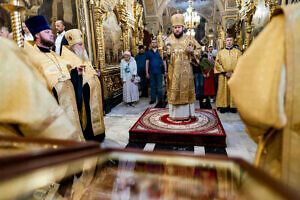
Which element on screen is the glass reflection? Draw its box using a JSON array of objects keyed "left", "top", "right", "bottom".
[{"left": 0, "top": 150, "right": 293, "bottom": 200}]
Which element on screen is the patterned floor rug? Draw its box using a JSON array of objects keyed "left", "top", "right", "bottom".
[{"left": 129, "top": 108, "right": 226, "bottom": 147}]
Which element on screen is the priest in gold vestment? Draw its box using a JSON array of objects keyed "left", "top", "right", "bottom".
[
  {"left": 229, "top": 4, "right": 300, "bottom": 190},
  {"left": 61, "top": 29, "right": 105, "bottom": 142},
  {"left": 0, "top": 37, "right": 80, "bottom": 140},
  {"left": 24, "top": 16, "right": 84, "bottom": 141},
  {"left": 165, "top": 14, "right": 201, "bottom": 120},
  {"left": 214, "top": 36, "right": 242, "bottom": 113}
]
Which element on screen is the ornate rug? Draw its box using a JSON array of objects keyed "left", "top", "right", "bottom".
[{"left": 129, "top": 108, "right": 226, "bottom": 147}]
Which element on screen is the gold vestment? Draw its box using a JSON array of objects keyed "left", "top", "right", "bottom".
[
  {"left": 0, "top": 38, "right": 80, "bottom": 140},
  {"left": 165, "top": 34, "right": 201, "bottom": 105},
  {"left": 61, "top": 46, "right": 105, "bottom": 139},
  {"left": 24, "top": 42, "right": 84, "bottom": 141},
  {"left": 228, "top": 4, "right": 300, "bottom": 190},
  {"left": 214, "top": 48, "right": 241, "bottom": 108}
]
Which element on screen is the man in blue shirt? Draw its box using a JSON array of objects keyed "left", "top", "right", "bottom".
[
  {"left": 135, "top": 45, "right": 148, "bottom": 97},
  {"left": 146, "top": 39, "right": 167, "bottom": 104}
]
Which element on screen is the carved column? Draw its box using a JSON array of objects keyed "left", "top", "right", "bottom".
[
  {"left": 217, "top": 24, "right": 225, "bottom": 49},
  {"left": 121, "top": 23, "right": 129, "bottom": 51},
  {"left": 75, "top": 0, "right": 94, "bottom": 64},
  {"left": 94, "top": 5, "right": 106, "bottom": 70},
  {"left": 137, "top": 5, "right": 144, "bottom": 46},
  {"left": 235, "top": 17, "right": 243, "bottom": 49},
  {"left": 51, "top": 0, "right": 58, "bottom": 29},
  {"left": 237, "top": 24, "right": 243, "bottom": 49},
  {"left": 240, "top": 0, "right": 254, "bottom": 49},
  {"left": 139, "top": 28, "right": 144, "bottom": 45},
  {"left": 119, "top": 0, "right": 129, "bottom": 51},
  {"left": 131, "top": 1, "right": 137, "bottom": 55},
  {"left": 89, "top": 0, "right": 98, "bottom": 66}
]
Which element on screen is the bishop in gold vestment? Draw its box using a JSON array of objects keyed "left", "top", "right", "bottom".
[
  {"left": 62, "top": 29, "right": 105, "bottom": 142},
  {"left": 165, "top": 14, "right": 201, "bottom": 120},
  {"left": 25, "top": 16, "right": 84, "bottom": 141},
  {"left": 229, "top": 4, "right": 300, "bottom": 190},
  {"left": 214, "top": 37, "right": 241, "bottom": 113},
  {"left": 0, "top": 37, "right": 80, "bottom": 140}
]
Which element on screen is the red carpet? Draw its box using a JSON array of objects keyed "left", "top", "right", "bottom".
[{"left": 129, "top": 108, "right": 226, "bottom": 147}]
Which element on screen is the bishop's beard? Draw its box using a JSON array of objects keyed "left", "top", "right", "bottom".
[
  {"left": 174, "top": 31, "right": 183, "bottom": 39},
  {"left": 72, "top": 47, "right": 89, "bottom": 61}
]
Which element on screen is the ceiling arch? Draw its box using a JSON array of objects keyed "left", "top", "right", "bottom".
[{"left": 157, "top": 0, "right": 225, "bottom": 18}]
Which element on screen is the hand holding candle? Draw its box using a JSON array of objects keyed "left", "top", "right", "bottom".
[{"left": 77, "top": 65, "right": 86, "bottom": 75}]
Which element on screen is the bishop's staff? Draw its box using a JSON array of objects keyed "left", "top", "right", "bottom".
[{"left": 1, "top": 0, "right": 25, "bottom": 47}]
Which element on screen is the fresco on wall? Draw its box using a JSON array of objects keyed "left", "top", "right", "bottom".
[{"left": 103, "top": 11, "right": 123, "bottom": 65}]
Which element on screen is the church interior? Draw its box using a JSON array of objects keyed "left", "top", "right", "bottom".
[{"left": 0, "top": 0, "right": 299, "bottom": 199}]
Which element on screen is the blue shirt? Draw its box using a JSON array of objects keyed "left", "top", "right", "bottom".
[
  {"left": 135, "top": 53, "right": 147, "bottom": 75},
  {"left": 146, "top": 49, "right": 163, "bottom": 74}
]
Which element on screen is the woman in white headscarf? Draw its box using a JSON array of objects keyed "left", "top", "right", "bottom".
[{"left": 120, "top": 51, "right": 139, "bottom": 106}]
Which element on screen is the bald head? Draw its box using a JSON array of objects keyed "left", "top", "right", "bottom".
[{"left": 55, "top": 20, "right": 65, "bottom": 34}]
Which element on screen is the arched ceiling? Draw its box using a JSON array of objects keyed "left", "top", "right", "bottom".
[
  {"left": 158, "top": 0, "right": 219, "bottom": 19},
  {"left": 142, "top": 0, "right": 238, "bottom": 34},
  {"left": 163, "top": 0, "right": 214, "bottom": 21}
]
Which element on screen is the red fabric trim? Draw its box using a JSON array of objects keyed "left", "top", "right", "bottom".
[{"left": 129, "top": 108, "right": 226, "bottom": 137}]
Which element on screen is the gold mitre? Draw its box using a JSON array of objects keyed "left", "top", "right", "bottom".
[
  {"left": 171, "top": 13, "right": 185, "bottom": 26},
  {"left": 65, "top": 29, "right": 82, "bottom": 46}
]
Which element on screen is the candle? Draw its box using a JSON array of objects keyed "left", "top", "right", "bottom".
[
  {"left": 82, "top": 26, "right": 86, "bottom": 75},
  {"left": 81, "top": 26, "right": 85, "bottom": 64}
]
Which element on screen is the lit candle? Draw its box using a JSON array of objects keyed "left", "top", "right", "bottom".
[
  {"left": 82, "top": 26, "right": 85, "bottom": 64},
  {"left": 81, "top": 26, "right": 86, "bottom": 75}
]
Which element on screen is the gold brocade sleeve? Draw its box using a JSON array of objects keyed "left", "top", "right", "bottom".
[
  {"left": 192, "top": 38, "right": 202, "bottom": 64},
  {"left": 0, "top": 38, "right": 79, "bottom": 140},
  {"left": 228, "top": 15, "right": 286, "bottom": 141},
  {"left": 61, "top": 46, "right": 80, "bottom": 69},
  {"left": 24, "top": 42, "right": 72, "bottom": 89},
  {"left": 214, "top": 51, "right": 225, "bottom": 74}
]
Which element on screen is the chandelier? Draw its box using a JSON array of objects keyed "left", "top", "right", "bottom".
[{"left": 183, "top": 0, "right": 200, "bottom": 36}]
